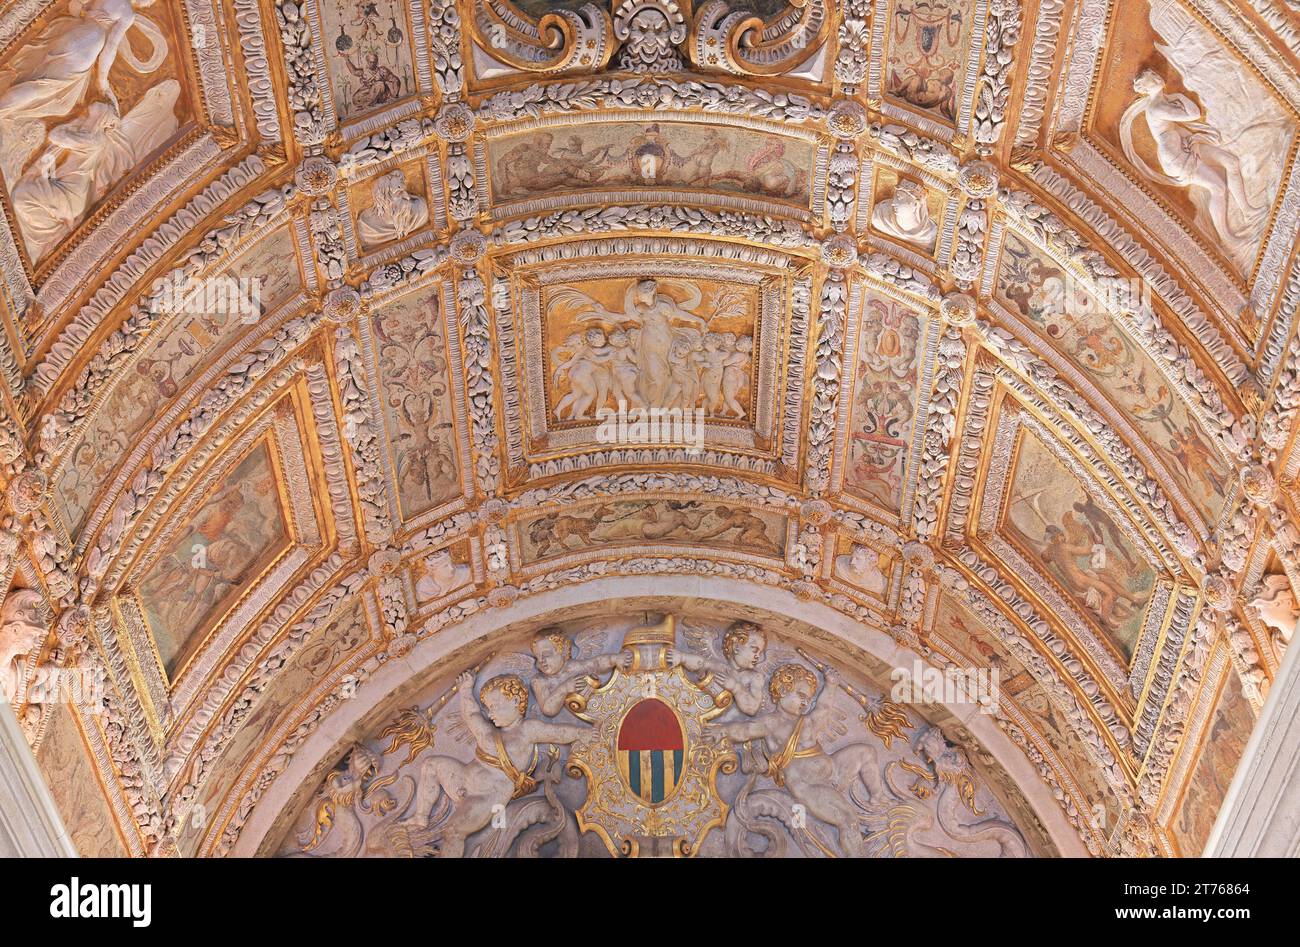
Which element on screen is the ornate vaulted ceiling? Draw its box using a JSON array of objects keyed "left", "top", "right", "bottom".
[{"left": 0, "top": 0, "right": 1297, "bottom": 858}]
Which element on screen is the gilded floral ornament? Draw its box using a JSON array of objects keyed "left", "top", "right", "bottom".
[
  {"left": 958, "top": 161, "right": 999, "bottom": 199},
  {"left": 1240, "top": 464, "right": 1278, "bottom": 508},
  {"left": 1202, "top": 573, "right": 1234, "bottom": 612},
  {"left": 295, "top": 156, "right": 338, "bottom": 197},
  {"left": 828, "top": 99, "right": 869, "bottom": 140},
  {"left": 434, "top": 102, "right": 475, "bottom": 143},
  {"left": 8, "top": 470, "right": 47, "bottom": 515},
  {"left": 368, "top": 549, "right": 401, "bottom": 578},
  {"left": 821, "top": 234, "right": 858, "bottom": 269},
  {"left": 479, "top": 497, "right": 510, "bottom": 523},
  {"left": 940, "top": 292, "right": 978, "bottom": 327},
  {"left": 902, "top": 540, "right": 935, "bottom": 572},
  {"left": 801, "top": 498, "right": 833, "bottom": 525},
  {"left": 322, "top": 287, "right": 361, "bottom": 324},
  {"left": 450, "top": 229, "right": 488, "bottom": 265}
]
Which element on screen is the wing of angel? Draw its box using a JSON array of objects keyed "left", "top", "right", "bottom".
[
  {"left": 441, "top": 707, "right": 475, "bottom": 746},
  {"left": 678, "top": 622, "right": 724, "bottom": 664},
  {"left": 548, "top": 287, "right": 626, "bottom": 325},
  {"left": 573, "top": 627, "right": 616, "bottom": 661},
  {"left": 491, "top": 652, "right": 537, "bottom": 679}
]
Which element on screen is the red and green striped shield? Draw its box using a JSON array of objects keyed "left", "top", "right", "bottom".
[{"left": 617, "top": 698, "right": 685, "bottom": 806}]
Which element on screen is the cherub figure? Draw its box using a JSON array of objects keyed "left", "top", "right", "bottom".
[
  {"left": 720, "top": 334, "right": 752, "bottom": 418},
  {"left": 605, "top": 328, "right": 643, "bottom": 409},
  {"left": 665, "top": 334, "right": 703, "bottom": 410},
  {"left": 528, "top": 627, "right": 621, "bottom": 716},
  {"left": 552, "top": 328, "right": 613, "bottom": 420},
  {"left": 402, "top": 672, "right": 588, "bottom": 857},
  {"left": 675, "top": 620, "right": 768, "bottom": 715},
  {"left": 697, "top": 332, "right": 729, "bottom": 414},
  {"left": 715, "top": 663, "right": 884, "bottom": 857}
]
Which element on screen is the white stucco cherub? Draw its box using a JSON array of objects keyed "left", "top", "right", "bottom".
[
  {"left": 714, "top": 663, "right": 885, "bottom": 857},
  {"left": 0, "top": 589, "right": 46, "bottom": 704},
  {"left": 527, "top": 627, "right": 621, "bottom": 717},
  {"left": 402, "top": 671, "right": 589, "bottom": 857},
  {"left": 675, "top": 620, "right": 769, "bottom": 716}
]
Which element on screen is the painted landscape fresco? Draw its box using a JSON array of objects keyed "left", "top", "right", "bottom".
[
  {"left": 997, "top": 231, "right": 1229, "bottom": 524},
  {"left": 1004, "top": 433, "right": 1155, "bottom": 662},
  {"left": 137, "top": 444, "right": 288, "bottom": 677}
]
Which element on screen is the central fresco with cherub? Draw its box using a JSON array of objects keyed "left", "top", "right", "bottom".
[{"left": 282, "top": 615, "right": 1031, "bottom": 858}]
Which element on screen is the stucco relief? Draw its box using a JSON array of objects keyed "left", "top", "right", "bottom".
[
  {"left": 1102, "top": 0, "right": 1295, "bottom": 275},
  {"left": 0, "top": 0, "right": 189, "bottom": 263},
  {"left": 279, "top": 615, "right": 1032, "bottom": 857},
  {"left": 0, "top": 0, "right": 1294, "bottom": 864}
]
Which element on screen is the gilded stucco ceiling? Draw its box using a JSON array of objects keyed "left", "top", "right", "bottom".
[{"left": 0, "top": 0, "right": 1297, "bottom": 858}]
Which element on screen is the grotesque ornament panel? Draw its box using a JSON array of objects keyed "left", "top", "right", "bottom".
[
  {"left": 841, "top": 290, "right": 926, "bottom": 513},
  {"left": 315, "top": 0, "right": 419, "bottom": 123},
  {"left": 367, "top": 286, "right": 465, "bottom": 521},
  {"left": 884, "top": 0, "right": 977, "bottom": 124}
]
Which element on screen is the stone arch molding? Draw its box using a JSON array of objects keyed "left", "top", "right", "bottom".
[{"left": 0, "top": 0, "right": 1294, "bottom": 860}]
